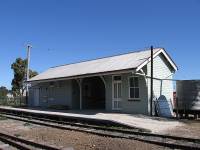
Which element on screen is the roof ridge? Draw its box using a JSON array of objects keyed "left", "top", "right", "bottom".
[{"left": 51, "top": 47, "right": 162, "bottom": 69}]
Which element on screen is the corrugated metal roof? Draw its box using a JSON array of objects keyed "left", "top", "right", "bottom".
[{"left": 29, "top": 48, "right": 162, "bottom": 82}]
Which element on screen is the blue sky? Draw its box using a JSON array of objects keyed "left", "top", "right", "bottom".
[{"left": 0, "top": 0, "right": 200, "bottom": 89}]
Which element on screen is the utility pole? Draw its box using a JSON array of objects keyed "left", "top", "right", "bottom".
[
  {"left": 26, "top": 44, "right": 32, "bottom": 104},
  {"left": 150, "top": 45, "right": 153, "bottom": 116}
]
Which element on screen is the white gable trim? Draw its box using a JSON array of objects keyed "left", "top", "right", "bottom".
[{"left": 136, "top": 48, "right": 178, "bottom": 72}]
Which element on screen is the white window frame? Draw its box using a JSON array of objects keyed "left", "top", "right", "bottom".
[
  {"left": 112, "top": 75, "right": 122, "bottom": 110},
  {"left": 128, "top": 76, "right": 140, "bottom": 100}
]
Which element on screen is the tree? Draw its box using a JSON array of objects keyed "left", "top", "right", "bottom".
[
  {"left": 0, "top": 86, "right": 8, "bottom": 99},
  {"left": 11, "top": 58, "right": 38, "bottom": 97}
]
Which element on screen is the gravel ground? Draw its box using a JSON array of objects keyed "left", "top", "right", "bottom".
[
  {"left": 0, "top": 119, "right": 168, "bottom": 150},
  {"left": 161, "top": 120, "right": 200, "bottom": 139},
  {"left": 0, "top": 141, "right": 17, "bottom": 150}
]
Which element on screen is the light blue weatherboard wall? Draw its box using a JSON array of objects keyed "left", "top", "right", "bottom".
[
  {"left": 147, "top": 53, "right": 174, "bottom": 114},
  {"left": 30, "top": 80, "right": 73, "bottom": 108},
  {"left": 122, "top": 73, "right": 148, "bottom": 114},
  {"left": 29, "top": 73, "right": 148, "bottom": 114},
  {"left": 104, "top": 73, "right": 148, "bottom": 114}
]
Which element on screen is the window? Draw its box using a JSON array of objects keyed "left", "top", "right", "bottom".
[{"left": 129, "top": 76, "right": 140, "bottom": 99}]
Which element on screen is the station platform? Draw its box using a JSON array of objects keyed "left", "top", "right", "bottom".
[{"left": 0, "top": 106, "right": 182, "bottom": 133}]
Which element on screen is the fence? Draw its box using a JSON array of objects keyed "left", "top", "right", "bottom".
[{"left": 0, "top": 97, "right": 27, "bottom": 107}]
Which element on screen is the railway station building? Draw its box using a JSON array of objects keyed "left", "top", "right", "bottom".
[{"left": 28, "top": 48, "right": 178, "bottom": 115}]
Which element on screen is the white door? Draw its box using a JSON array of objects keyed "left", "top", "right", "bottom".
[
  {"left": 34, "top": 89, "right": 39, "bottom": 106},
  {"left": 112, "top": 76, "right": 122, "bottom": 110}
]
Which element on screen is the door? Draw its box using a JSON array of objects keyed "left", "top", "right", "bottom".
[
  {"left": 112, "top": 76, "right": 122, "bottom": 110},
  {"left": 34, "top": 89, "right": 39, "bottom": 106}
]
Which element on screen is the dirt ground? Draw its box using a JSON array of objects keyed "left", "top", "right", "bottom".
[
  {"left": 0, "top": 118, "right": 168, "bottom": 150},
  {"left": 162, "top": 120, "right": 200, "bottom": 139},
  {"left": 0, "top": 141, "right": 17, "bottom": 150}
]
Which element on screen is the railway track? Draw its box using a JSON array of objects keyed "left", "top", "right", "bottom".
[
  {"left": 0, "top": 132, "right": 60, "bottom": 150},
  {"left": 0, "top": 109, "right": 200, "bottom": 150}
]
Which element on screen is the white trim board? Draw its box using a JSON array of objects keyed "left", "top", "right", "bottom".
[{"left": 136, "top": 48, "right": 178, "bottom": 72}]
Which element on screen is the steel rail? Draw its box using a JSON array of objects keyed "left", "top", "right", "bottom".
[
  {"left": 0, "top": 111, "right": 200, "bottom": 150},
  {"left": 0, "top": 108, "right": 134, "bottom": 129},
  {"left": 1, "top": 111, "right": 199, "bottom": 143},
  {"left": 0, "top": 132, "right": 60, "bottom": 150},
  {"left": 0, "top": 135, "right": 30, "bottom": 150}
]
